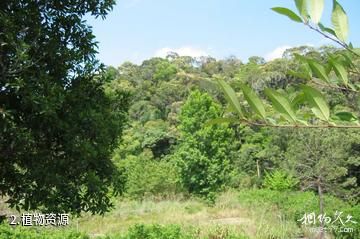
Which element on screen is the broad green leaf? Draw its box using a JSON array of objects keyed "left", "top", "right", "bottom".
[
  {"left": 330, "top": 59, "right": 348, "bottom": 86},
  {"left": 296, "top": 119, "right": 309, "bottom": 126},
  {"left": 291, "top": 92, "right": 306, "bottom": 109},
  {"left": 288, "top": 69, "right": 311, "bottom": 81},
  {"left": 347, "top": 83, "right": 356, "bottom": 91},
  {"left": 271, "top": 7, "right": 303, "bottom": 23},
  {"left": 295, "top": 0, "right": 308, "bottom": 19},
  {"left": 318, "top": 23, "right": 336, "bottom": 37},
  {"left": 265, "top": 89, "right": 297, "bottom": 123},
  {"left": 334, "top": 112, "right": 358, "bottom": 122},
  {"left": 205, "top": 117, "right": 239, "bottom": 126},
  {"left": 340, "top": 52, "right": 355, "bottom": 68},
  {"left": 216, "top": 78, "right": 242, "bottom": 117},
  {"left": 301, "top": 85, "right": 330, "bottom": 121},
  {"left": 331, "top": 0, "right": 349, "bottom": 42},
  {"left": 266, "top": 117, "right": 277, "bottom": 125},
  {"left": 308, "top": 0, "right": 324, "bottom": 24},
  {"left": 307, "top": 60, "right": 329, "bottom": 83},
  {"left": 239, "top": 83, "right": 266, "bottom": 119}
]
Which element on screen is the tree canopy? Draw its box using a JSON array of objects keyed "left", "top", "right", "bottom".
[{"left": 0, "top": 0, "right": 129, "bottom": 214}]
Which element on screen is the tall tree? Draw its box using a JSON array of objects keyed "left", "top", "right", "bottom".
[
  {"left": 173, "top": 90, "right": 236, "bottom": 200},
  {"left": 0, "top": 0, "right": 129, "bottom": 214},
  {"left": 284, "top": 129, "right": 360, "bottom": 237}
]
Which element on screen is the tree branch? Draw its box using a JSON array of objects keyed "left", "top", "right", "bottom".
[
  {"left": 240, "top": 119, "right": 360, "bottom": 129},
  {"left": 306, "top": 23, "right": 360, "bottom": 58},
  {"left": 310, "top": 79, "right": 359, "bottom": 93}
]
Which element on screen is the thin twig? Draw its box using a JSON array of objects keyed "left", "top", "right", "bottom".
[
  {"left": 310, "top": 79, "right": 359, "bottom": 93},
  {"left": 306, "top": 23, "right": 360, "bottom": 58},
  {"left": 240, "top": 119, "right": 360, "bottom": 129}
]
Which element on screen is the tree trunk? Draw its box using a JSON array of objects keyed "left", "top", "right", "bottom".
[
  {"left": 256, "top": 159, "right": 261, "bottom": 178},
  {"left": 317, "top": 179, "right": 324, "bottom": 239},
  {"left": 0, "top": 196, "right": 7, "bottom": 223}
]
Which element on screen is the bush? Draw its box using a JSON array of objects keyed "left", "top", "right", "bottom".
[
  {"left": 117, "top": 152, "right": 182, "bottom": 200},
  {"left": 332, "top": 203, "right": 360, "bottom": 239},
  {"left": 262, "top": 170, "right": 298, "bottom": 191},
  {"left": 238, "top": 189, "right": 359, "bottom": 238}
]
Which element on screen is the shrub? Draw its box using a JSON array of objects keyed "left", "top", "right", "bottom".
[
  {"left": 237, "top": 189, "right": 359, "bottom": 238},
  {"left": 332, "top": 203, "right": 360, "bottom": 239},
  {"left": 117, "top": 153, "right": 182, "bottom": 200},
  {"left": 262, "top": 170, "right": 298, "bottom": 191}
]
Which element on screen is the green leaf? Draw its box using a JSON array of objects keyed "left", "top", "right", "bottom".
[
  {"left": 295, "top": 0, "right": 308, "bottom": 19},
  {"left": 291, "top": 92, "right": 306, "bottom": 109},
  {"left": 239, "top": 83, "right": 266, "bottom": 119},
  {"left": 307, "top": 60, "right": 329, "bottom": 83},
  {"left": 318, "top": 23, "right": 336, "bottom": 37},
  {"left": 293, "top": 53, "right": 308, "bottom": 62},
  {"left": 301, "top": 85, "right": 330, "bottom": 121},
  {"left": 288, "top": 69, "right": 311, "bottom": 81},
  {"left": 266, "top": 117, "right": 278, "bottom": 125},
  {"left": 331, "top": 0, "right": 349, "bottom": 42},
  {"left": 308, "top": 0, "right": 324, "bottom": 24},
  {"left": 205, "top": 117, "right": 239, "bottom": 126},
  {"left": 265, "top": 89, "right": 297, "bottom": 123},
  {"left": 271, "top": 7, "right": 303, "bottom": 23},
  {"left": 330, "top": 59, "right": 348, "bottom": 86},
  {"left": 216, "top": 78, "right": 242, "bottom": 117},
  {"left": 334, "top": 112, "right": 358, "bottom": 122},
  {"left": 340, "top": 52, "right": 355, "bottom": 68}
]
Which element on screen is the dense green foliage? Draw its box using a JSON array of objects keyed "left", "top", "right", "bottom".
[
  {"left": 1, "top": 0, "right": 359, "bottom": 238},
  {"left": 173, "top": 91, "right": 236, "bottom": 200},
  {"left": 0, "top": 0, "right": 129, "bottom": 214},
  {"left": 284, "top": 129, "right": 360, "bottom": 202},
  {"left": 107, "top": 44, "right": 359, "bottom": 237},
  {"left": 263, "top": 170, "right": 298, "bottom": 191},
  {"left": 108, "top": 43, "right": 360, "bottom": 198},
  {"left": 238, "top": 189, "right": 360, "bottom": 239},
  {"left": 116, "top": 151, "right": 180, "bottom": 199}
]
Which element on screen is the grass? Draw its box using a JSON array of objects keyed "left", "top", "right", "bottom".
[
  {"left": 77, "top": 190, "right": 300, "bottom": 239},
  {"left": 3, "top": 190, "right": 356, "bottom": 238}
]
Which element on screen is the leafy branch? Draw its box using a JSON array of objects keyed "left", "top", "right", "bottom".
[
  {"left": 211, "top": 0, "right": 359, "bottom": 129},
  {"left": 305, "top": 23, "right": 360, "bottom": 58}
]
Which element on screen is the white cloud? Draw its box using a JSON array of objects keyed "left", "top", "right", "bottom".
[
  {"left": 264, "top": 45, "right": 292, "bottom": 61},
  {"left": 154, "top": 46, "right": 209, "bottom": 58},
  {"left": 264, "top": 43, "right": 317, "bottom": 62}
]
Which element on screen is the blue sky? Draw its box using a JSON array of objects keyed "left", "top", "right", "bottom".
[{"left": 86, "top": 0, "right": 360, "bottom": 66}]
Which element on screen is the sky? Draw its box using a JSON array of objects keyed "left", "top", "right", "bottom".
[{"left": 86, "top": 0, "right": 360, "bottom": 67}]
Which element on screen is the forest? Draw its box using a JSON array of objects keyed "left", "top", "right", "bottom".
[{"left": 0, "top": 0, "right": 359, "bottom": 239}]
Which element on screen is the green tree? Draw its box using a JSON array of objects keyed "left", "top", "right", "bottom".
[
  {"left": 285, "top": 129, "right": 359, "bottom": 202},
  {"left": 236, "top": 127, "right": 280, "bottom": 186},
  {"left": 0, "top": 0, "right": 129, "bottom": 214},
  {"left": 284, "top": 129, "right": 360, "bottom": 237},
  {"left": 173, "top": 90, "right": 236, "bottom": 200}
]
